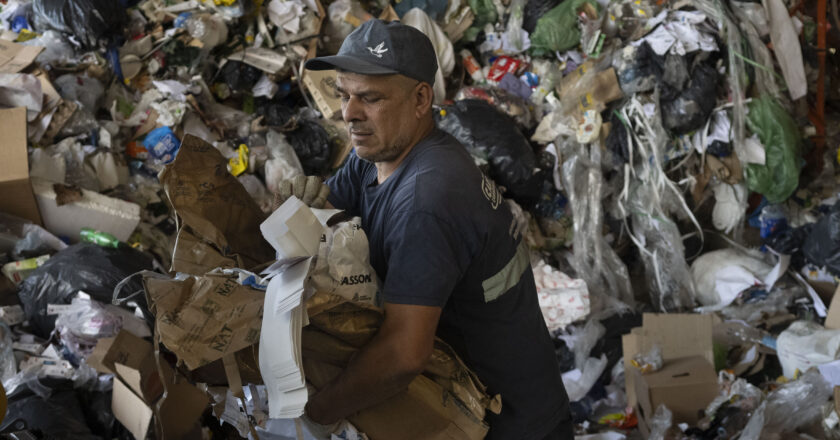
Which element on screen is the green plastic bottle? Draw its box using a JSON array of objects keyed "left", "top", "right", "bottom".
[{"left": 80, "top": 228, "right": 120, "bottom": 248}]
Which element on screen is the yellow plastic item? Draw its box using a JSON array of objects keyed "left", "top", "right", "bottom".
[
  {"left": 15, "top": 29, "right": 39, "bottom": 43},
  {"left": 229, "top": 144, "right": 249, "bottom": 176}
]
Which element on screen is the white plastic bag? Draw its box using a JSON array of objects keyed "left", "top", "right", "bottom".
[{"left": 776, "top": 320, "right": 840, "bottom": 378}]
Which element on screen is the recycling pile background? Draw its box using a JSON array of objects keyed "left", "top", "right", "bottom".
[{"left": 0, "top": 0, "right": 838, "bottom": 436}]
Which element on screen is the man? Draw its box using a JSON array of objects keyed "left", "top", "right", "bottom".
[{"left": 300, "top": 19, "right": 572, "bottom": 439}]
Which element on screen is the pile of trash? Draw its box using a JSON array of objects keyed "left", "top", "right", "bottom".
[{"left": 0, "top": 0, "right": 838, "bottom": 436}]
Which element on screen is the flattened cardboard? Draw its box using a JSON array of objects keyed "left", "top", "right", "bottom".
[
  {"left": 0, "top": 40, "right": 43, "bottom": 73},
  {"left": 159, "top": 134, "right": 274, "bottom": 272},
  {"left": 634, "top": 356, "right": 719, "bottom": 437},
  {"left": 824, "top": 285, "right": 840, "bottom": 330},
  {"left": 88, "top": 330, "right": 170, "bottom": 402},
  {"left": 0, "top": 107, "right": 42, "bottom": 224},
  {"left": 112, "top": 378, "right": 154, "bottom": 440},
  {"left": 302, "top": 66, "right": 342, "bottom": 121},
  {"left": 143, "top": 273, "right": 265, "bottom": 370}
]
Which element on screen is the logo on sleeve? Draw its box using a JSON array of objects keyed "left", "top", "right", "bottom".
[
  {"left": 481, "top": 174, "right": 502, "bottom": 210},
  {"left": 367, "top": 42, "right": 388, "bottom": 58}
]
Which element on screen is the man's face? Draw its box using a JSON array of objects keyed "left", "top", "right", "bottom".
[{"left": 335, "top": 71, "right": 421, "bottom": 163}]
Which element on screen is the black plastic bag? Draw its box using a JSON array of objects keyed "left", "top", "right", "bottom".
[
  {"left": 286, "top": 119, "right": 332, "bottom": 175},
  {"left": 523, "top": 0, "right": 562, "bottom": 33},
  {"left": 660, "top": 62, "right": 719, "bottom": 135},
  {"left": 31, "top": 0, "right": 126, "bottom": 49},
  {"left": 17, "top": 243, "right": 153, "bottom": 338},
  {"left": 800, "top": 202, "right": 840, "bottom": 277},
  {"left": 2, "top": 390, "right": 101, "bottom": 440},
  {"left": 221, "top": 60, "right": 262, "bottom": 93},
  {"left": 436, "top": 99, "right": 543, "bottom": 205}
]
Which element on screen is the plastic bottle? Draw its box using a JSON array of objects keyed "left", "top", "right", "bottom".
[
  {"left": 460, "top": 49, "right": 485, "bottom": 83},
  {"left": 80, "top": 228, "right": 121, "bottom": 248}
]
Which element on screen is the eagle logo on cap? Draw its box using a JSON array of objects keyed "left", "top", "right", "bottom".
[{"left": 367, "top": 42, "right": 388, "bottom": 58}]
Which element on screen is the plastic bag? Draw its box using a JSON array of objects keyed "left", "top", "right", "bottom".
[
  {"left": 436, "top": 99, "right": 543, "bottom": 205},
  {"left": 55, "top": 297, "right": 122, "bottom": 364},
  {"left": 660, "top": 62, "right": 719, "bottom": 135},
  {"left": 466, "top": 0, "right": 498, "bottom": 36},
  {"left": 54, "top": 74, "right": 104, "bottom": 114},
  {"left": 561, "top": 141, "right": 634, "bottom": 308},
  {"left": 740, "top": 370, "right": 832, "bottom": 440},
  {"left": 0, "top": 390, "right": 102, "bottom": 440},
  {"left": 17, "top": 243, "right": 153, "bottom": 338},
  {"left": 286, "top": 119, "right": 332, "bottom": 176},
  {"left": 776, "top": 321, "right": 840, "bottom": 378},
  {"left": 648, "top": 405, "right": 673, "bottom": 440},
  {"left": 561, "top": 354, "right": 607, "bottom": 402},
  {"left": 532, "top": 257, "right": 590, "bottom": 332},
  {"left": 264, "top": 130, "right": 304, "bottom": 194},
  {"left": 796, "top": 201, "right": 840, "bottom": 276},
  {"left": 0, "top": 321, "right": 16, "bottom": 382},
  {"left": 529, "top": 0, "right": 597, "bottom": 56},
  {"left": 558, "top": 319, "right": 605, "bottom": 370},
  {"left": 523, "top": 0, "right": 562, "bottom": 33},
  {"left": 31, "top": 0, "right": 126, "bottom": 49},
  {"left": 744, "top": 97, "right": 801, "bottom": 204},
  {"left": 454, "top": 86, "right": 535, "bottom": 128}
]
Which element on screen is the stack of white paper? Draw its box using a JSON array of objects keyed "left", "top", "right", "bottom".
[
  {"left": 259, "top": 258, "right": 312, "bottom": 418},
  {"left": 260, "top": 196, "right": 325, "bottom": 261},
  {"left": 259, "top": 197, "right": 330, "bottom": 419}
]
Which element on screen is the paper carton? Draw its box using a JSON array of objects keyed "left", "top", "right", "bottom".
[
  {"left": 622, "top": 313, "right": 716, "bottom": 431},
  {"left": 0, "top": 107, "right": 42, "bottom": 224},
  {"left": 92, "top": 331, "right": 208, "bottom": 440},
  {"left": 633, "top": 355, "right": 719, "bottom": 436},
  {"left": 824, "top": 285, "right": 840, "bottom": 329}
]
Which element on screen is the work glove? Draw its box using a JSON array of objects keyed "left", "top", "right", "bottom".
[
  {"left": 298, "top": 413, "right": 340, "bottom": 440},
  {"left": 273, "top": 175, "right": 330, "bottom": 210}
]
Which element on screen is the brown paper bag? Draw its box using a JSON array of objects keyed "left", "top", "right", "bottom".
[
  {"left": 159, "top": 134, "right": 274, "bottom": 274},
  {"left": 144, "top": 271, "right": 264, "bottom": 370}
]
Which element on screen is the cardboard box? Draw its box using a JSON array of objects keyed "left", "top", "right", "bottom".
[
  {"left": 31, "top": 177, "right": 141, "bottom": 242},
  {"left": 825, "top": 285, "right": 840, "bottom": 330},
  {"left": 633, "top": 356, "right": 719, "bottom": 436},
  {"left": 0, "top": 107, "right": 42, "bottom": 224},
  {"left": 302, "top": 67, "right": 342, "bottom": 121},
  {"left": 90, "top": 331, "right": 208, "bottom": 440},
  {"left": 622, "top": 313, "right": 716, "bottom": 427}
]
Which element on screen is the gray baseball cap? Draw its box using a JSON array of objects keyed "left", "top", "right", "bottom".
[{"left": 305, "top": 19, "right": 437, "bottom": 86}]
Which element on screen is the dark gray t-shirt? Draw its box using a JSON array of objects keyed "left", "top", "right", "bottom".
[{"left": 327, "top": 128, "right": 569, "bottom": 439}]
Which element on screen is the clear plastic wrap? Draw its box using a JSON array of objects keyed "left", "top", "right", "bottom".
[
  {"left": 559, "top": 319, "right": 605, "bottom": 370},
  {"left": 55, "top": 297, "right": 122, "bottom": 364},
  {"left": 264, "top": 130, "right": 304, "bottom": 195},
  {"left": 740, "top": 370, "right": 833, "bottom": 440},
  {"left": 648, "top": 404, "right": 673, "bottom": 440},
  {"left": 630, "top": 344, "right": 662, "bottom": 374},
  {"left": 562, "top": 354, "right": 607, "bottom": 402},
  {"left": 561, "top": 140, "right": 634, "bottom": 309},
  {"left": 615, "top": 98, "right": 698, "bottom": 311},
  {"left": 0, "top": 321, "right": 16, "bottom": 382}
]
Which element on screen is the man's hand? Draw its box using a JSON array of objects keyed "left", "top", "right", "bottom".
[
  {"left": 304, "top": 303, "right": 442, "bottom": 424},
  {"left": 273, "top": 175, "right": 330, "bottom": 209}
]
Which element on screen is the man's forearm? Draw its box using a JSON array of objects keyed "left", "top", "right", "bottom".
[{"left": 304, "top": 329, "right": 424, "bottom": 424}]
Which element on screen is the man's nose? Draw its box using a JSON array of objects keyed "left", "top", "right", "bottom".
[{"left": 342, "top": 96, "right": 364, "bottom": 123}]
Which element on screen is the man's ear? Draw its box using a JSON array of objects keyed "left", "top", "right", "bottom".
[{"left": 414, "top": 82, "right": 434, "bottom": 118}]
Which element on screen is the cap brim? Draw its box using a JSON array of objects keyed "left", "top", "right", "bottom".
[{"left": 304, "top": 55, "right": 399, "bottom": 76}]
